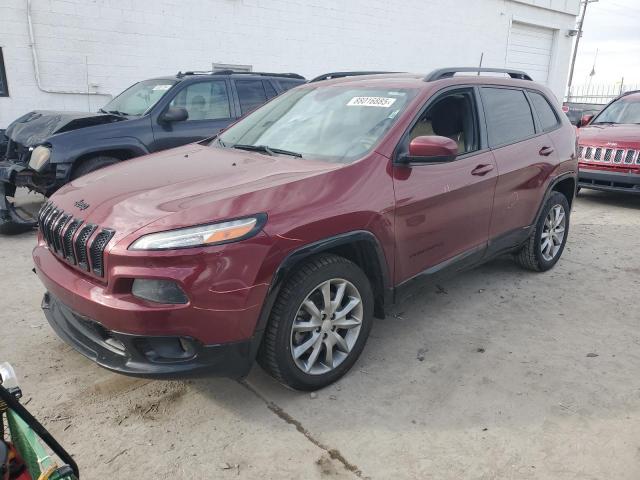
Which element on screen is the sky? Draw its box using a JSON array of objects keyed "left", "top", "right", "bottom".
[{"left": 571, "top": 0, "right": 640, "bottom": 88}]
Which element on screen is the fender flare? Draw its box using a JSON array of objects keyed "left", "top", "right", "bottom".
[{"left": 247, "top": 230, "right": 392, "bottom": 360}]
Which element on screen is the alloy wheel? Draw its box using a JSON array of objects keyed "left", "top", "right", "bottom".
[
  {"left": 289, "top": 278, "right": 363, "bottom": 375},
  {"left": 541, "top": 204, "right": 566, "bottom": 262}
]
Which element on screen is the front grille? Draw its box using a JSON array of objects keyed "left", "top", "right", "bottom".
[
  {"left": 37, "top": 202, "right": 115, "bottom": 277},
  {"left": 580, "top": 145, "right": 640, "bottom": 167}
]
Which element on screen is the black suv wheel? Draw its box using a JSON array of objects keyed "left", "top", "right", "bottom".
[
  {"left": 258, "top": 254, "right": 373, "bottom": 390},
  {"left": 516, "top": 191, "right": 570, "bottom": 271}
]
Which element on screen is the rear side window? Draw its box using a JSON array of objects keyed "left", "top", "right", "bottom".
[
  {"left": 481, "top": 87, "right": 536, "bottom": 147},
  {"left": 236, "top": 80, "right": 267, "bottom": 115},
  {"left": 263, "top": 80, "right": 278, "bottom": 99},
  {"left": 529, "top": 91, "right": 560, "bottom": 132},
  {"left": 277, "top": 79, "right": 302, "bottom": 92}
]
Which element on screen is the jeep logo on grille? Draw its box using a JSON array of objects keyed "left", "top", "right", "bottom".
[{"left": 74, "top": 199, "right": 90, "bottom": 210}]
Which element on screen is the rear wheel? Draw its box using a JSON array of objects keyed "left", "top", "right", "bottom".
[
  {"left": 515, "top": 191, "right": 570, "bottom": 271},
  {"left": 258, "top": 254, "right": 374, "bottom": 390}
]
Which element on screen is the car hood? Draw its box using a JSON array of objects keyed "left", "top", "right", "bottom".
[
  {"left": 49, "top": 143, "right": 342, "bottom": 242},
  {"left": 578, "top": 124, "right": 640, "bottom": 148},
  {"left": 5, "top": 110, "right": 125, "bottom": 146}
]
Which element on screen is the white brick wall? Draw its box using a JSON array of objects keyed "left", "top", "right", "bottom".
[{"left": 0, "top": 0, "right": 579, "bottom": 128}]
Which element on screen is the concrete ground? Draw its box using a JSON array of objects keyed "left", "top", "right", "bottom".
[{"left": 1, "top": 189, "right": 639, "bottom": 479}]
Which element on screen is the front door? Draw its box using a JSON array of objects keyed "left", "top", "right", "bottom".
[
  {"left": 392, "top": 88, "right": 498, "bottom": 284},
  {"left": 151, "top": 79, "right": 235, "bottom": 151}
]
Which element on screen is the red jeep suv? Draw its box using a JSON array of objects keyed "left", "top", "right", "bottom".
[
  {"left": 33, "top": 68, "right": 577, "bottom": 390},
  {"left": 576, "top": 90, "right": 640, "bottom": 194}
]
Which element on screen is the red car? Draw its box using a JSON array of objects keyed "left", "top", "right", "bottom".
[
  {"left": 33, "top": 68, "right": 577, "bottom": 390},
  {"left": 577, "top": 90, "right": 640, "bottom": 194}
]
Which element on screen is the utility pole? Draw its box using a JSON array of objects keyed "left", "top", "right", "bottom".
[{"left": 567, "top": 0, "right": 598, "bottom": 95}]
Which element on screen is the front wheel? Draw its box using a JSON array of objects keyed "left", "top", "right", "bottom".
[
  {"left": 258, "top": 254, "right": 374, "bottom": 390},
  {"left": 515, "top": 191, "right": 570, "bottom": 271}
]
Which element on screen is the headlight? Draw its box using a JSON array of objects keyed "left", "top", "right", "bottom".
[
  {"left": 129, "top": 215, "right": 265, "bottom": 250},
  {"left": 28, "top": 145, "right": 51, "bottom": 172}
]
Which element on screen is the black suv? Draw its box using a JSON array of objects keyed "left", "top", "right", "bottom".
[{"left": 0, "top": 70, "right": 305, "bottom": 233}]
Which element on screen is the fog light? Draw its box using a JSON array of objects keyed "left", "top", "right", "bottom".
[{"left": 132, "top": 279, "right": 188, "bottom": 304}]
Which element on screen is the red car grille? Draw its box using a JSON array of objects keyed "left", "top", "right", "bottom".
[
  {"left": 578, "top": 144, "right": 640, "bottom": 166},
  {"left": 37, "top": 202, "right": 115, "bottom": 278}
]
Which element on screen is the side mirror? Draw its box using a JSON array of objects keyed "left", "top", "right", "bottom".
[
  {"left": 161, "top": 106, "right": 188, "bottom": 123},
  {"left": 398, "top": 136, "right": 458, "bottom": 164},
  {"left": 578, "top": 114, "right": 594, "bottom": 127}
]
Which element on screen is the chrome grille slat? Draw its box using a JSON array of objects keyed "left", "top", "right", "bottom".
[
  {"left": 624, "top": 150, "right": 635, "bottom": 164},
  {"left": 594, "top": 147, "right": 602, "bottom": 160},
  {"left": 614, "top": 149, "right": 624, "bottom": 163}
]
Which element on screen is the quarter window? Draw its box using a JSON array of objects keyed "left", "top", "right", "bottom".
[
  {"left": 263, "top": 81, "right": 278, "bottom": 99},
  {"left": 236, "top": 80, "right": 267, "bottom": 115},
  {"left": 481, "top": 88, "right": 536, "bottom": 147},
  {"left": 529, "top": 91, "right": 559, "bottom": 132},
  {"left": 169, "top": 81, "right": 231, "bottom": 121},
  {"left": 0, "top": 48, "right": 8, "bottom": 97}
]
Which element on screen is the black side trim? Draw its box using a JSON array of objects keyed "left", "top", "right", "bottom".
[{"left": 533, "top": 172, "right": 577, "bottom": 223}]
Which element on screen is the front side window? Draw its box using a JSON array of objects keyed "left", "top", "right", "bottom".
[
  {"left": 408, "top": 90, "right": 479, "bottom": 155},
  {"left": 236, "top": 80, "right": 268, "bottom": 115},
  {"left": 102, "top": 79, "right": 176, "bottom": 116},
  {"left": 0, "top": 47, "right": 8, "bottom": 97},
  {"left": 217, "top": 86, "right": 418, "bottom": 163},
  {"left": 481, "top": 87, "right": 536, "bottom": 147},
  {"left": 529, "top": 91, "right": 559, "bottom": 132},
  {"left": 592, "top": 96, "right": 640, "bottom": 125},
  {"left": 169, "top": 80, "right": 231, "bottom": 121}
]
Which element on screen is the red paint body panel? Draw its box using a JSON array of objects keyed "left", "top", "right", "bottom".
[{"left": 33, "top": 73, "right": 577, "bottom": 360}]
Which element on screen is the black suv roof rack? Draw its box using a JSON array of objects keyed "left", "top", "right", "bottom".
[
  {"left": 309, "top": 71, "right": 399, "bottom": 83},
  {"left": 176, "top": 70, "right": 305, "bottom": 80},
  {"left": 424, "top": 67, "right": 533, "bottom": 82}
]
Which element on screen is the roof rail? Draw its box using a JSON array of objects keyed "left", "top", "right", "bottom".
[
  {"left": 176, "top": 70, "right": 305, "bottom": 80},
  {"left": 424, "top": 67, "right": 533, "bottom": 82},
  {"left": 620, "top": 89, "right": 640, "bottom": 98},
  {"left": 309, "top": 71, "right": 399, "bottom": 83}
]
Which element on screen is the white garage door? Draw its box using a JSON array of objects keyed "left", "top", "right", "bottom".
[{"left": 506, "top": 22, "right": 554, "bottom": 84}]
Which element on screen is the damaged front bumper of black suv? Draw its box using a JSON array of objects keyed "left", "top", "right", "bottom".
[{"left": 0, "top": 134, "right": 61, "bottom": 232}]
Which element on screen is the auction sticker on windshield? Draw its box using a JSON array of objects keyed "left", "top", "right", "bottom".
[
  {"left": 347, "top": 96, "right": 397, "bottom": 107},
  {"left": 152, "top": 84, "right": 173, "bottom": 91}
]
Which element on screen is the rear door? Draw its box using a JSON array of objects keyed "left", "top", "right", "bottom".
[
  {"left": 233, "top": 79, "right": 269, "bottom": 117},
  {"left": 392, "top": 87, "right": 498, "bottom": 283},
  {"left": 150, "top": 79, "right": 235, "bottom": 151},
  {"left": 481, "top": 87, "right": 558, "bottom": 239}
]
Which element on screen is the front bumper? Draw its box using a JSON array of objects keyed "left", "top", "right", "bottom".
[
  {"left": 578, "top": 168, "right": 640, "bottom": 194},
  {"left": 42, "top": 291, "right": 257, "bottom": 378}
]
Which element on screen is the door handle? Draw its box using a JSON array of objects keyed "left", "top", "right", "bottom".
[
  {"left": 471, "top": 164, "right": 494, "bottom": 176},
  {"left": 539, "top": 146, "right": 554, "bottom": 156}
]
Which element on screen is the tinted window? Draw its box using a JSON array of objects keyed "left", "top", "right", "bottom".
[
  {"left": 277, "top": 79, "right": 302, "bottom": 92},
  {"left": 263, "top": 81, "right": 278, "bottom": 99},
  {"left": 0, "top": 48, "right": 9, "bottom": 97},
  {"left": 481, "top": 88, "right": 536, "bottom": 147},
  {"left": 169, "top": 81, "right": 231, "bottom": 121},
  {"left": 408, "top": 90, "right": 478, "bottom": 155},
  {"left": 236, "top": 80, "right": 267, "bottom": 115},
  {"left": 529, "top": 91, "right": 559, "bottom": 132}
]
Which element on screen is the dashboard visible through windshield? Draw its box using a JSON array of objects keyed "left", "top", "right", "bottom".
[{"left": 216, "top": 86, "right": 418, "bottom": 163}]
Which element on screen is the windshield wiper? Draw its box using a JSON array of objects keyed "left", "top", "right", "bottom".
[
  {"left": 101, "top": 109, "right": 129, "bottom": 116},
  {"left": 592, "top": 121, "right": 618, "bottom": 125},
  {"left": 233, "top": 144, "right": 302, "bottom": 158}
]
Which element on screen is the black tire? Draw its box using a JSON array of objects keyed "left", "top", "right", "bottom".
[
  {"left": 258, "top": 253, "right": 374, "bottom": 390},
  {"left": 71, "top": 155, "right": 120, "bottom": 180},
  {"left": 515, "top": 191, "right": 570, "bottom": 272}
]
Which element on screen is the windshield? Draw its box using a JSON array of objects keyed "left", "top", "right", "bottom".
[
  {"left": 101, "top": 79, "right": 176, "bottom": 116},
  {"left": 217, "top": 86, "right": 418, "bottom": 163},
  {"left": 593, "top": 97, "right": 640, "bottom": 125}
]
